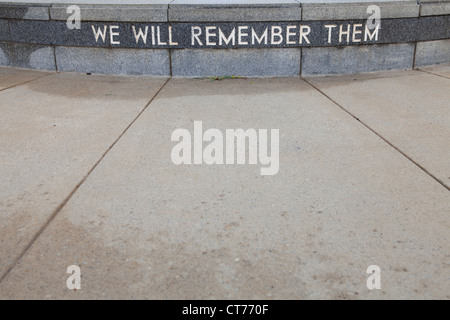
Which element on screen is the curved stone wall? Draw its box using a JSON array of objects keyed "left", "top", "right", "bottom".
[{"left": 0, "top": 0, "right": 449, "bottom": 76}]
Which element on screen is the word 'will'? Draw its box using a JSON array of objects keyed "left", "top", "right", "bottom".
[{"left": 171, "top": 121, "right": 279, "bottom": 176}]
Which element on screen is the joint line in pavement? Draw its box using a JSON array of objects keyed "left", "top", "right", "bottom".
[
  {"left": 0, "top": 77, "right": 172, "bottom": 284},
  {"left": 303, "top": 77, "right": 450, "bottom": 192}
]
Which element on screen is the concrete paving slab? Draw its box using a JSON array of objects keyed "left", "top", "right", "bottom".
[
  {"left": 418, "top": 63, "right": 450, "bottom": 79},
  {"left": 0, "top": 67, "right": 49, "bottom": 91},
  {"left": 0, "top": 77, "right": 448, "bottom": 299},
  {"left": 308, "top": 70, "right": 450, "bottom": 189},
  {"left": 0, "top": 70, "right": 167, "bottom": 278}
]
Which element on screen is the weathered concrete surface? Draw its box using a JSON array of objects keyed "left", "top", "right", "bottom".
[
  {"left": 0, "top": 67, "right": 49, "bottom": 90},
  {"left": 0, "top": 75, "right": 448, "bottom": 299},
  {"left": 0, "top": 68, "right": 167, "bottom": 279},
  {"left": 308, "top": 69, "right": 450, "bottom": 189}
]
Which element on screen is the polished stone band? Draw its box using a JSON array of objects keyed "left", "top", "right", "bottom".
[{"left": 2, "top": 16, "right": 450, "bottom": 48}]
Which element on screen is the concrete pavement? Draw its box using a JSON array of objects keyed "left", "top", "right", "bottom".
[
  {"left": 0, "top": 70, "right": 167, "bottom": 278},
  {"left": 0, "top": 66, "right": 448, "bottom": 299}
]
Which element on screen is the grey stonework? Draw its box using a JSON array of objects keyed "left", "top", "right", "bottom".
[{"left": 0, "top": 0, "right": 449, "bottom": 76}]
